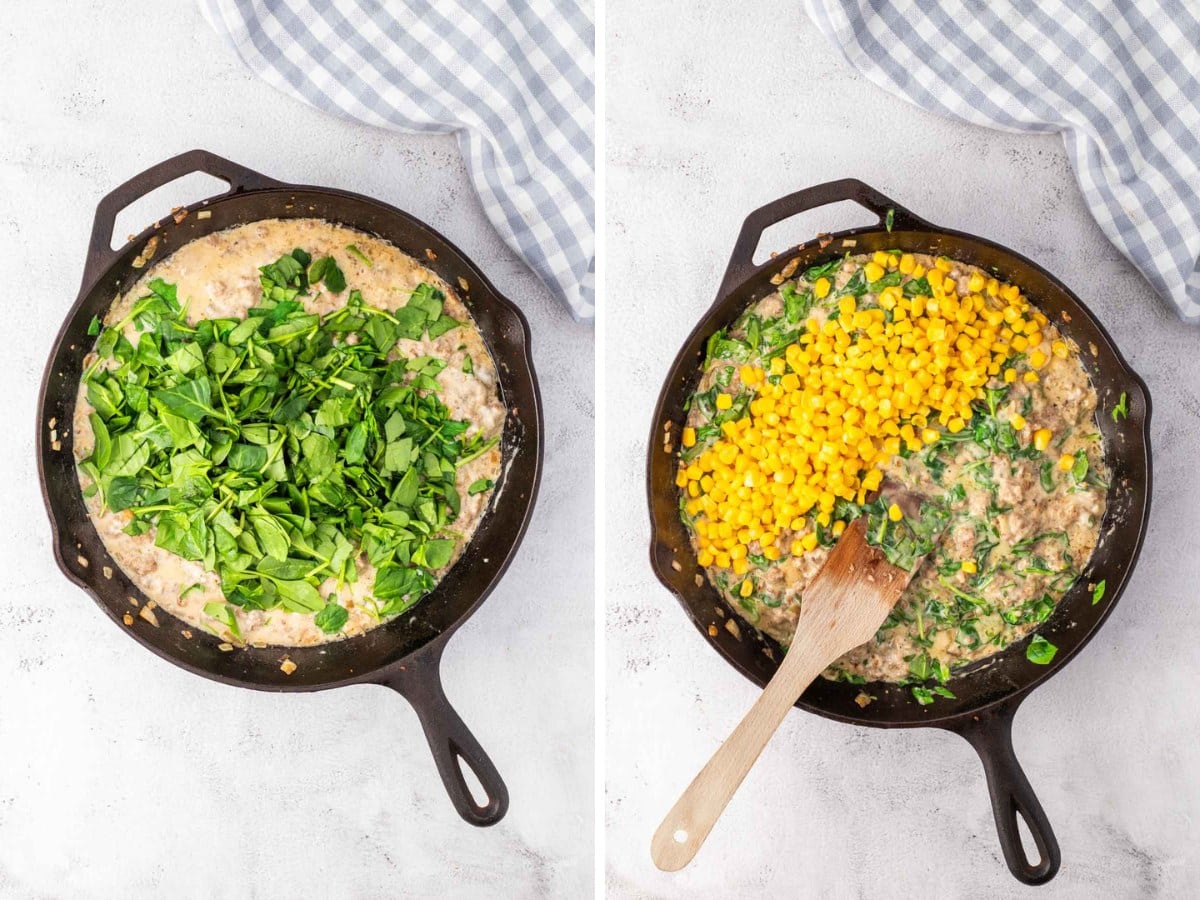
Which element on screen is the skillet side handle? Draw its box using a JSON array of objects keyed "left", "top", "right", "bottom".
[
  {"left": 951, "top": 699, "right": 1060, "bottom": 885},
  {"left": 82, "top": 149, "right": 284, "bottom": 291},
  {"left": 717, "top": 178, "right": 934, "bottom": 299},
  {"left": 379, "top": 640, "right": 509, "bottom": 827}
]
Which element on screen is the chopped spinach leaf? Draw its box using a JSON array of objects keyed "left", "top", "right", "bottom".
[
  {"left": 803, "top": 257, "right": 842, "bottom": 282},
  {"left": 345, "top": 244, "right": 373, "bottom": 267},
  {"left": 1025, "top": 634, "right": 1057, "bottom": 665},
  {"left": 1111, "top": 392, "right": 1128, "bottom": 422}
]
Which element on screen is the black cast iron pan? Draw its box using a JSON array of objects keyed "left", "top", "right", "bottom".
[
  {"left": 38, "top": 150, "right": 543, "bottom": 827},
  {"left": 647, "top": 179, "right": 1152, "bottom": 884}
]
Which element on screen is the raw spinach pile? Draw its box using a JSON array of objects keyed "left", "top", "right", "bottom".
[{"left": 79, "top": 249, "right": 497, "bottom": 638}]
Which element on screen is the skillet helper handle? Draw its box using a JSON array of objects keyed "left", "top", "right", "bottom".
[
  {"left": 380, "top": 640, "right": 509, "bottom": 827},
  {"left": 82, "top": 149, "right": 283, "bottom": 290},
  {"left": 953, "top": 699, "right": 1061, "bottom": 885},
  {"left": 717, "top": 178, "right": 933, "bottom": 299}
]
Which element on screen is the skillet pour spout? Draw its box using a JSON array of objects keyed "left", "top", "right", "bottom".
[
  {"left": 38, "top": 150, "right": 543, "bottom": 826},
  {"left": 646, "top": 178, "right": 1152, "bottom": 883}
]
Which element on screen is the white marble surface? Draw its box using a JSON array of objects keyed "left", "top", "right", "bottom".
[
  {"left": 606, "top": 3, "right": 1199, "bottom": 897},
  {"left": 0, "top": 3, "right": 593, "bottom": 898}
]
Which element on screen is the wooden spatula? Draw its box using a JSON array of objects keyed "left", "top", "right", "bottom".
[{"left": 651, "top": 508, "right": 925, "bottom": 872}]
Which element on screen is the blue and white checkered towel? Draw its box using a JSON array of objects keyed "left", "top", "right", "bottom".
[
  {"left": 200, "top": 0, "right": 595, "bottom": 322},
  {"left": 805, "top": 0, "right": 1200, "bottom": 323}
]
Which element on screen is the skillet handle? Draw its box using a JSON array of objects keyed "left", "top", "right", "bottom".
[
  {"left": 717, "top": 178, "right": 933, "bottom": 299},
  {"left": 82, "top": 149, "right": 284, "bottom": 291},
  {"left": 379, "top": 639, "right": 509, "bottom": 827},
  {"left": 950, "top": 698, "right": 1060, "bottom": 885}
]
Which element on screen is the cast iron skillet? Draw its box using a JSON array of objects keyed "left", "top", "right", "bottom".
[
  {"left": 647, "top": 179, "right": 1151, "bottom": 884},
  {"left": 37, "top": 150, "right": 543, "bottom": 827}
]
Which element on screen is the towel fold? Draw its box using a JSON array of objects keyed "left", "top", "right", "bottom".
[
  {"left": 805, "top": 0, "right": 1200, "bottom": 322},
  {"left": 200, "top": 0, "right": 595, "bottom": 321}
]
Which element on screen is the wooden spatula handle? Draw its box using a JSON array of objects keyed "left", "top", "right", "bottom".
[{"left": 650, "top": 639, "right": 830, "bottom": 871}]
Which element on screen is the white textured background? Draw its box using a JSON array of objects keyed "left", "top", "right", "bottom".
[
  {"left": 0, "top": 2, "right": 593, "bottom": 898},
  {"left": 606, "top": 3, "right": 1199, "bottom": 898}
]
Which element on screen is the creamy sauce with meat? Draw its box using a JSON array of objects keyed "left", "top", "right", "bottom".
[
  {"left": 682, "top": 252, "right": 1106, "bottom": 684},
  {"left": 74, "top": 219, "right": 505, "bottom": 647}
]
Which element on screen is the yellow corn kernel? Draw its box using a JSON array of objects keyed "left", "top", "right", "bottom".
[
  {"left": 872, "top": 251, "right": 891, "bottom": 268},
  {"left": 1058, "top": 453, "right": 1074, "bottom": 471},
  {"left": 967, "top": 273, "right": 985, "bottom": 293},
  {"left": 739, "top": 578, "right": 754, "bottom": 598},
  {"left": 887, "top": 503, "right": 903, "bottom": 522},
  {"left": 1029, "top": 349, "right": 1048, "bottom": 369},
  {"left": 1010, "top": 413, "right": 1026, "bottom": 431},
  {"left": 1023, "top": 371, "right": 1040, "bottom": 384},
  {"left": 731, "top": 558, "right": 751, "bottom": 576},
  {"left": 682, "top": 426, "right": 697, "bottom": 448},
  {"left": 675, "top": 469, "right": 689, "bottom": 488},
  {"left": 832, "top": 519, "right": 846, "bottom": 537},
  {"left": 697, "top": 549, "right": 714, "bottom": 567},
  {"left": 864, "top": 261, "right": 885, "bottom": 283},
  {"left": 1033, "top": 428, "right": 1052, "bottom": 451},
  {"left": 800, "top": 532, "right": 819, "bottom": 552},
  {"left": 898, "top": 253, "right": 915, "bottom": 274},
  {"left": 946, "top": 416, "right": 966, "bottom": 434},
  {"left": 961, "top": 560, "right": 978, "bottom": 574},
  {"left": 814, "top": 277, "right": 831, "bottom": 299},
  {"left": 921, "top": 427, "right": 940, "bottom": 444},
  {"left": 1003, "top": 368, "right": 1017, "bottom": 383},
  {"left": 715, "top": 393, "right": 733, "bottom": 410},
  {"left": 1051, "top": 340, "right": 1069, "bottom": 359},
  {"left": 763, "top": 545, "right": 782, "bottom": 561}
]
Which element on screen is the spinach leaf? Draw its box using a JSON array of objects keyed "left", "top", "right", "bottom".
[
  {"left": 869, "top": 271, "right": 903, "bottom": 292},
  {"left": 781, "top": 283, "right": 812, "bottom": 323},
  {"left": 154, "top": 376, "right": 222, "bottom": 423},
  {"left": 804, "top": 258, "right": 842, "bottom": 281},
  {"left": 314, "top": 601, "right": 349, "bottom": 634},
  {"left": 1111, "top": 392, "right": 1128, "bottom": 422},
  {"left": 839, "top": 269, "right": 868, "bottom": 298},
  {"left": 203, "top": 602, "right": 241, "bottom": 639},
  {"left": 1025, "top": 635, "right": 1057, "bottom": 665}
]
